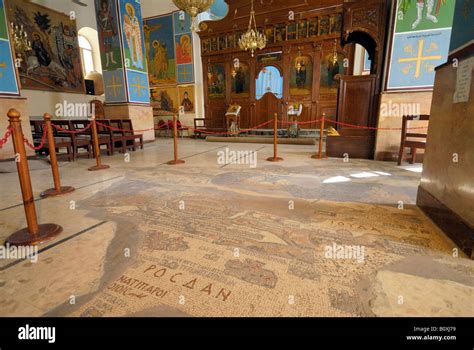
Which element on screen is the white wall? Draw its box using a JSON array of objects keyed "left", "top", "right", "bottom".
[{"left": 22, "top": 0, "right": 104, "bottom": 117}]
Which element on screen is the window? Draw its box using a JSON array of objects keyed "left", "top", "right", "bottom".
[{"left": 79, "top": 35, "right": 94, "bottom": 76}]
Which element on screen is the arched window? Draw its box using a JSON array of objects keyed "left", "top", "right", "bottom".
[{"left": 79, "top": 35, "right": 94, "bottom": 76}]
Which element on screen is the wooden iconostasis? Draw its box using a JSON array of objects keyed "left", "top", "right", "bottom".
[{"left": 198, "top": 0, "right": 350, "bottom": 130}]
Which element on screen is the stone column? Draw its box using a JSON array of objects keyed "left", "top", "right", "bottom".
[{"left": 94, "top": 0, "right": 154, "bottom": 141}]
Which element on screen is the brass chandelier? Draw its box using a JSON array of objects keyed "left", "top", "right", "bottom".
[
  {"left": 172, "top": 0, "right": 215, "bottom": 30},
  {"left": 238, "top": 0, "right": 266, "bottom": 57}
]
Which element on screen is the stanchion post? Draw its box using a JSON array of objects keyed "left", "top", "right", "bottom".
[
  {"left": 312, "top": 113, "right": 327, "bottom": 159},
  {"left": 267, "top": 113, "right": 283, "bottom": 162},
  {"left": 40, "top": 113, "right": 75, "bottom": 197},
  {"left": 5, "top": 109, "right": 62, "bottom": 246},
  {"left": 167, "top": 114, "right": 185, "bottom": 165},
  {"left": 88, "top": 117, "right": 110, "bottom": 171}
]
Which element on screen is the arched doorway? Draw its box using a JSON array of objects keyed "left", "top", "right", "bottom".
[{"left": 255, "top": 65, "right": 283, "bottom": 127}]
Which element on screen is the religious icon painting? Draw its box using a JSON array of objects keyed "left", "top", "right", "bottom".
[
  {"left": 330, "top": 13, "right": 342, "bottom": 34},
  {"left": 320, "top": 52, "right": 346, "bottom": 94},
  {"left": 319, "top": 16, "right": 330, "bottom": 35},
  {"left": 287, "top": 23, "right": 297, "bottom": 40},
  {"left": 6, "top": 0, "right": 85, "bottom": 93},
  {"left": 275, "top": 24, "right": 286, "bottom": 43},
  {"left": 290, "top": 55, "right": 313, "bottom": 96},
  {"left": 208, "top": 63, "right": 225, "bottom": 99},
  {"left": 175, "top": 33, "right": 193, "bottom": 65},
  {"left": 308, "top": 18, "right": 318, "bottom": 36},
  {"left": 119, "top": 0, "right": 147, "bottom": 73},
  {"left": 297, "top": 20, "right": 308, "bottom": 39},
  {"left": 264, "top": 27, "right": 275, "bottom": 44},
  {"left": 95, "top": 0, "right": 123, "bottom": 71},
  {"left": 144, "top": 15, "right": 176, "bottom": 86},
  {"left": 178, "top": 85, "right": 195, "bottom": 113},
  {"left": 151, "top": 86, "right": 179, "bottom": 115},
  {"left": 210, "top": 37, "right": 218, "bottom": 51},
  {"left": 177, "top": 63, "right": 194, "bottom": 84},
  {"left": 202, "top": 38, "right": 210, "bottom": 53},
  {"left": 227, "top": 33, "right": 236, "bottom": 49},
  {"left": 218, "top": 35, "right": 227, "bottom": 51},
  {"left": 231, "top": 62, "right": 250, "bottom": 98}
]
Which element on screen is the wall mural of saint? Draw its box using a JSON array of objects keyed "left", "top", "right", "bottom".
[
  {"left": 178, "top": 85, "right": 195, "bottom": 113},
  {"left": 96, "top": 0, "right": 121, "bottom": 70},
  {"left": 145, "top": 15, "right": 176, "bottom": 86},
  {"left": 122, "top": 2, "right": 144, "bottom": 71},
  {"left": 175, "top": 34, "right": 193, "bottom": 64}
]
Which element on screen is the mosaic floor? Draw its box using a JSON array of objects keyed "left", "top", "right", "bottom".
[{"left": 0, "top": 139, "right": 473, "bottom": 317}]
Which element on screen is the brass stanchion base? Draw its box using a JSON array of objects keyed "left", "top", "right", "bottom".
[
  {"left": 40, "top": 186, "right": 75, "bottom": 198},
  {"left": 167, "top": 159, "right": 185, "bottom": 165},
  {"left": 311, "top": 154, "right": 328, "bottom": 159},
  {"left": 267, "top": 157, "right": 284, "bottom": 162},
  {"left": 88, "top": 164, "right": 110, "bottom": 171},
  {"left": 6, "top": 223, "right": 63, "bottom": 246}
]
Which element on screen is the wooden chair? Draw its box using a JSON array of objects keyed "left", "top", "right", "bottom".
[
  {"left": 53, "top": 120, "right": 92, "bottom": 160},
  {"left": 71, "top": 119, "right": 111, "bottom": 157},
  {"left": 121, "top": 119, "right": 144, "bottom": 150},
  {"left": 99, "top": 119, "right": 131, "bottom": 154},
  {"left": 397, "top": 115, "right": 430, "bottom": 165},
  {"left": 90, "top": 99, "right": 105, "bottom": 119},
  {"left": 193, "top": 118, "right": 207, "bottom": 139},
  {"left": 36, "top": 137, "right": 74, "bottom": 162}
]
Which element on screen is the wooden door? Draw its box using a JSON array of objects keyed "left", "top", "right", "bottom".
[
  {"left": 329, "top": 75, "right": 377, "bottom": 159},
  {"left": 255, "top": 92, "right": 282, "bottom": 127}
]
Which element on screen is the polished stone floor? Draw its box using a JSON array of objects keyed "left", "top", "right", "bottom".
[{"left": 0, "top": 139, "right": 472, "bottom": 317}]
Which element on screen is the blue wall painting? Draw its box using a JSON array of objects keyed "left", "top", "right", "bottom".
[
  {"left": 118, "top": 0, "right": 149, "bottom": 103},
  {"left": 173, "top": 11, "right": 194, "bottom": 84},
  {"left": 386, "top": 0, "right": 456, "bottom": 91},
  {"left": 103, "top": 69, "right": 127, "bottom": 103},
  {"left": 144, "top": 14, "right": 176, "bottom": 86},
  {"left": 449, "top": 0, "right": 474, "bottom": 53},
  {"left": 0, "top": 0, "right": 20, "bottom": 95}
]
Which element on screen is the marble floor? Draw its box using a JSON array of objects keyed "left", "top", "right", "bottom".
[{"left": 0, "top": 139, "right": 473, "bottom": 317}]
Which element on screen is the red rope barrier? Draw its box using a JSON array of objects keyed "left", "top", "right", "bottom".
[
  {"left": 0, "top": 126, "right": 13, "bottom": 149},
  {"left": 24, "top": 125, "right": 48, "bottom": 151},
  {"left": 324, "top": 118, "right": 428, "bottom": 131},
  {"left": 181, "top": 119, "right": 274, "bottom": 136},
  {"left": 52, "top": 123, "right": 92, "bottom": 133},
  {"left": 90, "top": 117, "right": 428, "bottom": 136},
  {"left": 95, "top": 121, "right": 167, "bottom": 133},
  {"left": 280, "top": 119, "right": 322, "bottom": 125}
]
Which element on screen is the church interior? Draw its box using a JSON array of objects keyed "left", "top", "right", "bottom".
[{"left": 0, "top": 0, "right": 473, "bottom": 318}]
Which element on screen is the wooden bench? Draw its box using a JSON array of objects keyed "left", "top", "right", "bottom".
[
  {"left": 71, "top": 119, "right": 112, "bottom": 157},
  {"left": 398, "top": 115, "right": 429, "bottom": 165},
  {"left": 53, "top": 120, "right": 92, "bottom": 161},
  {"left": 121, "top": 119, "right": 144, "bottom": 150}
]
